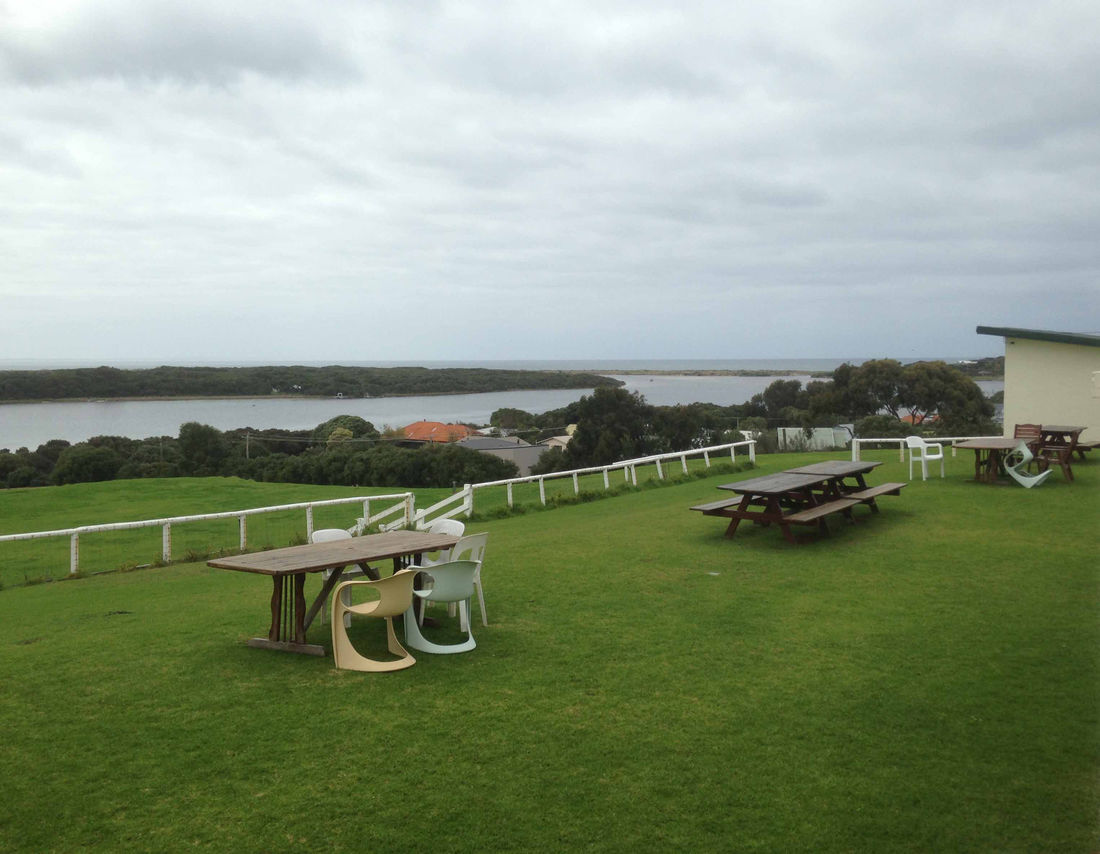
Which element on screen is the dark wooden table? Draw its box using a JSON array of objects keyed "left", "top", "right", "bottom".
[
  {"left": 784, "top": 460, "right": 904, "bottom": 514},
  {"left": 208, "top": 530, "right": 459, "bottom": 655},
  {"left": 955, "top": 437, "right": 1021, "bottom": 483},
  {"left": 1036, "top": 425, "right": 1086, "bottom": 479},
  {"left": 697, "top": 471, "right": 840, "bottom": 544}
]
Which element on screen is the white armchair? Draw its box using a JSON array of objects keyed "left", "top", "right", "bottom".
[{"left": 905, "top": 436, "right": 944, "bottom": 481}]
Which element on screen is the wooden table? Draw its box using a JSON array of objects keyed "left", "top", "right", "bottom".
[
  {"left": 955, "top": 437, "right": 1021, "bottom": 483},
  {"left": 1036, "top": 425, "right": 1086, "bottom": 479},
  {"left": 784, "top": 460, "right": 907, "bottom": 514},
  {"left": 693, "top": 471, "right": 845, "bottom": 544},
  {"left": 208, "top": 530, "right": 459, "bottom": 655}
]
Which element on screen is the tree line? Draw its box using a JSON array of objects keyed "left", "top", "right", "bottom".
[
  {"left": 0, "top": 359, "right": 995, "bottom": 490},
  {"left": 0, "top": 416, "right": 519, "bottom": 490},
  {"left": 0, "top": 365, "right": 623, "bottom": 401},
  {"left": 501, "top": 359, "right": 997, "bottom": 474}
]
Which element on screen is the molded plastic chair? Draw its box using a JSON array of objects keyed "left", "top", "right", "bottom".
[
  {"left": 312, "top": 528, "right": 358, "bottom": 626},
  {"left": 404, "top": 560, "right": 479, "bottom": 654},
  {"left": 449, "top": 533, "right": 488, "bottom": 629},
  {"left": 1003, "top": 440, "right": 1052, "bottom": 489},
  {"left": 905, "top": 436, "right": 944, "bottom": 481},
  {"left": 331, "top": 569, "right": 419, "bottom": 672},
  {"left": 418, "top": 517, "right": 466, "bottom": 566}
]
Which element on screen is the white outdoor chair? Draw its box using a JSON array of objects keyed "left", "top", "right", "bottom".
[
  {"left": 312, "top": 528, "right": 360, "bottom": 626},
  {"left": 1004, "top": 440, "right": 1053, "bottom": 489},
  {"left": 419, "top": 532, "right": 489, "bottom": 629},
  {"left": 403, "top": 560, "right": 479, "bottom": 655},
  {"left": 418, "top": 517, "right": 466, "bottom": 567},
  {"left": 905, "top": 436, "right": 944, "bottom": 481}
]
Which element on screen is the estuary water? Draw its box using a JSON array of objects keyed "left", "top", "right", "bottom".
[{"left": 0, "top": 360, "right": 1002, "bottom": 450}]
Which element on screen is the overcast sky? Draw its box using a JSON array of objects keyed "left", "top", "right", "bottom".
[{"left": 1, "top": 0, "right": 1097, "bottom": 366}]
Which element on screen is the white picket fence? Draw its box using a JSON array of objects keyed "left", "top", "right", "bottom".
[
  {"left": 402, "top": 440, "right": 757, "bottom": 529},
  {"left": 0, "top": 493, "right": 414, "bottom": 577},
  {"left": 1, "top": 440, "right": 756, "bottom": 580}
]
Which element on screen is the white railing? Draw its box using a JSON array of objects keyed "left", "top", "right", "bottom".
[
  {"left": 460, "top": 440, "right": 756, "bottom": 515},
  {"left": 1, "top": 440, "right": 756, "bottom": 582},
  {"left": 852, "top": 435, "right": 1003, "bottom": 462},
  {"left": 0, "top": 493, "right": 413, "bottom": 577}
]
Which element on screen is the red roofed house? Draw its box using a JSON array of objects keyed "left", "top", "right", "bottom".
[{"left": 402, "top": 421, "right": 479, "bottom": 443}]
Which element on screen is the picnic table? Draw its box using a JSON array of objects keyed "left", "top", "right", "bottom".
[
  {"left": 1035, "top": 425, "right": 1086, "bottom": 480},
  {"left": 208, "top": 530, "right": 459, "bottom": 655},
  {"left": 691, "top": 462, "right": 907, "bottom": 544}
]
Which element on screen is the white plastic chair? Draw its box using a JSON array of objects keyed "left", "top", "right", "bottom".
[
  {"left": 313, "top": 528, "right": 358, "bottom": 626},
  {"left": 1004, "top": 440, "right": 1053, "bottom": 489},
  {"left": 418, "top": 517, "right": 466, "bottom": 567},
  {"left": 905, "top": 436, "right": 944, "bottom": 481},
  {"left": 449, "top": 533, "right": 488, "bottom": 629},
  {"left": 403, "top": 560, "right": 479, "bottom": 654}
]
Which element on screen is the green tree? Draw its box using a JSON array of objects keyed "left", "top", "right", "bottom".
[
  {"left": 563, "top": 387, "right": 655, "bottom": 468},
  {"left": 178, "top": 422, "right": 229, "bottom": 476},
  {"left": 51, "top": 444, "right": 123, "bottom": 485}
]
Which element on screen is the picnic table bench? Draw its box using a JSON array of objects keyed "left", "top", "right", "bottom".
[{"left": 691, "top": 461, "right": 906, "bottom": 544}]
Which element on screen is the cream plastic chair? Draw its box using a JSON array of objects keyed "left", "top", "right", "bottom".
[
  {"left": 403, "top": 560, "right": 479, "bottom": 654},
  {"left": 905, "top": 436, "right": 945, "bottom": 481},
  {"left": 312, "top": 528, "right": 358, "bottom": 626},
  {"left": 331, "top": 569, "right": 419, "bottom": 672},
  {"left": 1004, "top": 440, "right": 1053, "bottom": 489}
]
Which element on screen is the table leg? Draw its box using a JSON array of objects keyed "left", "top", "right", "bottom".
[
  {"left": 251, "top": 574, "right": 325, "bottom": 656},
  {"left": 723, "top": 494, "right": 753, "bottom": 538}
]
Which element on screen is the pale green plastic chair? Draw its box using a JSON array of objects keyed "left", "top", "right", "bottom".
[
  {"left": 1004, "top": 440, "right": 1053, "bottom": 489},
  {"left": 404, "top": 560, "right": 479, "bottom": 654},
  {"left": 331, "top": 569, "right": 420, "bottom": 672}
]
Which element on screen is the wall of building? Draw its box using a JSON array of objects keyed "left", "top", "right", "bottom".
[{"left": 1002, "top": 338, "right": 1100, "bottom": 438}]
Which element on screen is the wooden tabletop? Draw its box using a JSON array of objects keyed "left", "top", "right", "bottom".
[
  {"left": 1041, "top": 425, "right": 1085, "bottom": 433},
  {"left": 718, "top": 471, "right": 832, "bottom": 495},
  {"left": 207, "top": 530, "right": 459, "bottom": 576},
  {"left": 784, "top": 460, "right": 882, "bottom": 477},
  {"left": 955, "top": 438, "right": 1021, "bottom": 451}
]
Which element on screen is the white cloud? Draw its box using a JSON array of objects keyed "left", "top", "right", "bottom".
[{"left": 0, "top": 0, "right": 1097, "bottom": 363}]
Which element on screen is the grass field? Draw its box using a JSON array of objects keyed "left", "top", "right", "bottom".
[{"left": 0, "top": 451, "right": 1096, "bottom": 852}]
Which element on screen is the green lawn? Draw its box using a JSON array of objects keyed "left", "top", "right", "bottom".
[{"left": 0, "top": 451, "right": 1096, "bottom": 852}]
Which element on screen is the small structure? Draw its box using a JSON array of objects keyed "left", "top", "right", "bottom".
[
  {"left": 976, "top": 326, "right": 1099, "bottom": 436},
  {"left": 456, "top": 436, "right": 546, "bottom": 476}
]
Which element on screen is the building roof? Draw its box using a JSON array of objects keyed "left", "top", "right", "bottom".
[
  {"left": 402, "top": 421, "right": 478, "bottom": 442},
  {"left": 456, "top": 436, "right": 533, "bottom": 450},
  {"left": 976, "top": 326, "right": 1100, "bottom": 348}
]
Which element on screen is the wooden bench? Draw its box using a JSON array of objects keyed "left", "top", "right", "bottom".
[
  {"left": 690, "top": 497, "right": 744, "bottom": 515},
  {"left": 845, "top": 481, "right": 906, "bottom": 513},
  {"left": 1074, "top": 440, "right": 1099, "bottom": 461},
  {"left": 784, "top": 497, "right": 861, "bottom": 526}
]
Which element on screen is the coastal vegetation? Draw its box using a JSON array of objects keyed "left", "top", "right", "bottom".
[
  {"left": 0, "top": 452, "right": 1094, "bottom": 851},
  {"left": 0, "top": 364, "right": 622, "bottom": 402},
  {"left": 0, "top": 360, "right": 996, "bottom": 490}
]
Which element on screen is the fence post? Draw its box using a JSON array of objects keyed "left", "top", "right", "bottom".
[
  {"left": 656, "top": 459, "right": 663, "bottom": 480},
  {"left": 852, "top": 439, "right": 861, "bottom": 461},
  {"left": 305, "top": 505, "right": 314, "bottom": 540},
  {"left": 162, "top": 523, "right": 171, "bottom": 563},
  {"left": 703, "top": 450, "right": 710, "bottom": 467},
  {"left": 70, "top": 532, "right": 79, "bottom": 575},
  {"left": 603, "top": 468, "right": 610, "bottom": 489},
  {"left": 749, "top": 442, "right": 756, "bottom": 464},
  {"left": 539, "top": 478, "right": 547, "bottom": 505},
  {"left": 506, "top": 482, "right": 514, "bottom": 508},
  {"left": 404, "top": 494, "right": 414, "bottom": 528},
  {"left": 362, "top": 498, "right": 371, "bottom": 530},
  {"left": 463, "top": 484, "right": 473, "bottom": 518},
  {"left": 572, "top": 473, "right": 579, "bottom": 494},
  {"left": 680, "top": 454, "right": 688, "bottom": 475},
  {"left": 239, "top": 515, "right": 247, "bottom": 551},
  {"left": 898, "top": 443, "right": 905, "bottom": 463},
  {"left": 631, "top": 465, "right": 638, "bottom": 486}
]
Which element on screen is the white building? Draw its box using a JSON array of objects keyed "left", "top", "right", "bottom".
[{"left": 976, "top": 326, "right": 1099, "bottom": 439}]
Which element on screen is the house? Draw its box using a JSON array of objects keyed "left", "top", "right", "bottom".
[
  {"left": 976, "top": 326, "right": 1100, "bottom": 438},
  {"left": 456, "top": 436, "right": 546, "bottom": 476},
  {"left": 402, "top": 421, "right": 479, "bottom": 443}
]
